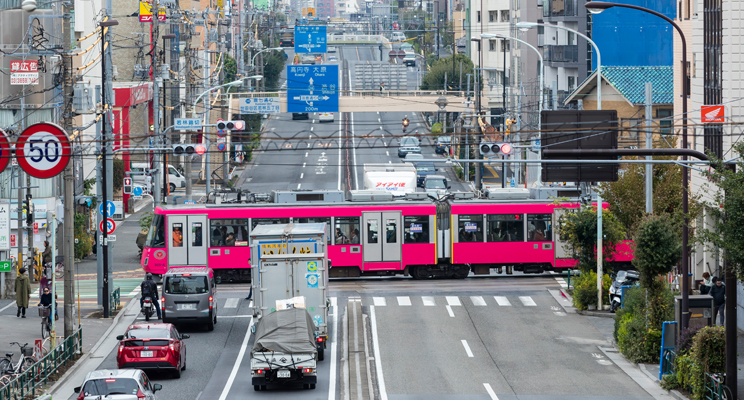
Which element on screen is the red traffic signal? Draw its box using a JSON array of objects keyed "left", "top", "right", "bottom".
[
  {"left": 123, "top": 177, "right": 133, "bottom": 194},
  {"left": 216, "top": 120, "right": 245, "bottom": 131},
  {"left": 195, "top": 145, "right": 206, "bottom": 155}
]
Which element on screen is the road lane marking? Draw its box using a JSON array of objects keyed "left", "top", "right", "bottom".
[
  {"left": 329, "top": 297, "right": 338, "bottom": 400},
  {"left": 373, "top": 297, "right": 386, "bottom": 306},
  {"left": 297, "top": 183, "right": 301, "bottom": 189},
  {"left": 494, "top": 296, "right": 512, "bottom": 306},
  {"left": 312, "top": 119, "right": 315, "bottom": 123},
  {"left": 217, "top": 301, "right": 254, "bottom": 400},
  {"left": 471, "top": 296, "right": 487, "bottom": 306},
  {"left": 224, "top": 298, "right": 239, "bottom": 308},
  {"left": 300, "top": 173, "right": 304, "bottom": 179},
  {"left": 446, "top": 305, "right": 455, "bottom": 317},
  {"left": 303, "top": 162, "right": 306, "bottom": 168},
  {"left": 369, "top": 306, "right": 388, "bottom": 400},
  {"left": 127, "top": 286, "right": 141, "bottom": 297},
  {"left": 446, "top": 296, "right": 461, "bottom": 306},
  {"left": 421, "top": 296, "right": 436, "bottom": 306},
  {"left": 461, "top": 340, "right": 474, "bottom": 357},
  {"left": 310, "top": 126, "right": 314, "bottom": 131},
  {"left": 380, "top": 126, "right": 383, "bottom": 131},
  {"left": 484, "top": 383, "right": 499, "bottom": 400},
  {"left": 554, "top": 275, "right": 568, "bottom": 288},
  {"left": 305, "top": 152, "right": 308, "bottom": 157},
  {"left": 397, "top": 296, "right": 411, "bottom": 306},
  {"left": 388, "top": 161, "right": 392, "bottom": 164},
  {"left": 386, "top": 151, "right": 389, "bottom": 156},
  {"left": 0, "top": 301, "right": 16, "bottom": 313},
  {"left": 519, "top": 296, "right": 537, "bottom": 306},
  {"left": 378, "top": 118, "right": 381, "bottom": 122}
]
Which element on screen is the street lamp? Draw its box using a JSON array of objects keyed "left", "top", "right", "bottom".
[
  {"left": 516, "top": 21, "right": 603, "bottom": 110},
  {"left": 189, "top": 75, "right": 262, "bottom": 200},
  {"left": 586, "top": 0, "right": 694, "bottom": 335}
]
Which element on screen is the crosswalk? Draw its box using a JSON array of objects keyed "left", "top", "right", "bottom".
[{"left": 365, "top": 295, "right": 545, "bottom": 308}]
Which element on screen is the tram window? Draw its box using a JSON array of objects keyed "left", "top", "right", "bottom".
[
  {"left": 172, "top": 224, "right": 184, "bottom": 247},
  {"left": 367, "top": 219, "right": 379, "bottom": 244},
  {"left": 487, "top": 214, "right": 524, "bottom": 242},
  {"left": 385, "top": 219, "right": 397, "bottom": 243},
  {"left": 211, "top": 219, "right": 249, "bottom": 247},
  {"left": 296, "top": 217, "right": 332, "bottom": 245},
  {"left": 192, "top": 222, "right": 203, "bottom": 247},
  {"left": 147, "top": 214, "right": 165, "bottom": 248},
  {"left": 334, "top": 217, "right": 360, "bottom": 244},
  {"left": 404, "top": 216, "right": 430, "bottom": 243},
  {"left": 527, "top": 214, "right": 552, "bottom": 241},
  {"left": 457, "top": 215, "right": 483, "bottom": 242}
]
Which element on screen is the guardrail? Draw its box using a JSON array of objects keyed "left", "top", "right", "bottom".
[
  {"left": 705, "top": 373, "right": 732, "bottom": 400},
  {"left": 110, "top": 287, "right": 120, "bottom": 311},
  {"left": 0, "top": 328, "right": 83, "bottom": 400}
]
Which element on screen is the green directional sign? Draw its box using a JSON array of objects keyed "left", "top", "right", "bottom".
[{"left": 0, "top": 261, "right": 11, "bottom": 272}]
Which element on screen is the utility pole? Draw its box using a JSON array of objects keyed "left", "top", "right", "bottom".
[
  {"left": 61, "top": 0, "right": 76, "bottom": 335},
  {"left": 218, "top": 9, "right": 228, "bottom": 185},
  {"left": 185, "top": 16, "right": 193, "bottom": 202},
  {"left": 151, "top": 0, "right": 162, "bottom": 205},
  {"left": 203, "top": 16, "right": 211, "bottom": 198},
  {"left": 644, "top": 82, "right": 653, "bottom": 213}
]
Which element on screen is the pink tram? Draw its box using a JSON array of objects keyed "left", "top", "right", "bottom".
[{"left": 140, "top": 199, "right": 633, "bottom": 281}]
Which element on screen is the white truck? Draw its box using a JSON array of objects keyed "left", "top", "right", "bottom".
[
  {"left": 250, "top": 223, "right": 330, "bottom": 360},
  {"left": 363, "top": 163, "right": 417, "bottom": 197}
]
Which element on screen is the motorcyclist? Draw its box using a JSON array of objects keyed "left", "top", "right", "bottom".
[
  {"left": 402, "top": 115, "right": 410, "bottom": 132},
  {"left": 140, "top": 273, "right": 162, "bottom": 319}
]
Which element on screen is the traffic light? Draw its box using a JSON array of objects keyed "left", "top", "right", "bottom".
[
  {"left": 123, "top": 177, "right": 133, "bottom": 194},
  {"left": 24, "top": 194, "right": 34, "bottom": 226},
  {"left": 173, "top": 144, "right": 207, "bottom": 155},
  {"left": 479, "top": 142, "right": 512, "bottom": 157},
  {"left": 216, "top": 120, "right": 245, "bottom": 132}
]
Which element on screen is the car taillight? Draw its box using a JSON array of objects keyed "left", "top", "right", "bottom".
[
  {"left": 254, "top": 369, "right": 265, "bottom": 374},
  {"left": 169, "top": 341, "right": 175, "bottom": 352},
  {"left": 77, "top": 391, "right": 85, "bottom": 400},
  {"left": 136, "top": 389, "right": 146, "bottom": 399},
  {"left": 161, "top": 297, "right": 165, "bottom": 310},
  {"left": 209, "top": 296, "right": 213, "bottom": 309},
  {"left": 118, "top": 345, "right": 123, "bottom": 356}
]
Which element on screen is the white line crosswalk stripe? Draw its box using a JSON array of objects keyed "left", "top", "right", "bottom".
[
  {"left": 519, "top": 296, "right": 537, "bottom": 306},
  {"left": 397, "top": 296, "right": 412, "bottom": 306},
  {"left": 446, "top": 296, "right": 461, "bottom": 306},
  {"left": 373, "top": 297, "right": 387, "bottom": 306},
  {"left": 494, "top": 296, "right": 511, "bottom": 306},
  {"left": 224, "top": 298, "right": 239, "bottom": 308},
  {"left": 421, "top": 296, "right": 436, "bottom": 306},
  {"left": 470, "top": 296, "right": 487, "bottom": 306}
]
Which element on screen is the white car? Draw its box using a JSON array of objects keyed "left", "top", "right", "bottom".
[
  {"left": 319, "top": 112, "right": 334, "bottom": 122},
  {"left": 75, "top": 369, "right": 162, "bottom": 400}
]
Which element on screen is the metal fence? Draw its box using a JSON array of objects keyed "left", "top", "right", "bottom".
[
  {"left": 704, "top": 373, "right": 732, "bottom": 400},
  {"left": 110, "top": 287, "right": 121, "bottom": 311},
  {"left": 0, "top": 328, "right": 83, "bottom": 400}
]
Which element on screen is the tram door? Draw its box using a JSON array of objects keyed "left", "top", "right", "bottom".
[
  {"left": 167, "top": 215, "right": 208, "bottom": 266},
  {"left": 362, "top": 212, "right": 402, "bottom": 263},
  {"left": 553, "top": 209, "right": 571, "bottom": 262}
]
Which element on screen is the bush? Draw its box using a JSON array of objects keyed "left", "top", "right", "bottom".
[
  {"left": 677, "top": 325, "right": 702, "bottom": 355},
  {"left": 616, "top": 312, "right": 662, "bottom": 363},
  {"left": 571, "top": 271, "right": 611, "bottom": 310},
  {"left": 431, "top": 123, "right": 443, "bottom": 134},
  {"left": 660, "top": 372, "right": 680, "bottom": 390},
  {"left": 74, "top": 213, "right": 92, "bottom": 259},
  {"left": 672, "top": 326, "right": 726, "bottom": 400}
]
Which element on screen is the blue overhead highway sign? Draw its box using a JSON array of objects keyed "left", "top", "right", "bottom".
[
  {"left": 294, "top": 25, "right": 327, "bottom": 53},
  {"left": 286, "top": 65, "right": 338, "bottom": 113}
]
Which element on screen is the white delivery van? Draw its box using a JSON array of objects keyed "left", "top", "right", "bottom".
[
  {"left": 130, "top": 163, "right": 186, "bottom": 193},
  {"left": 390, "top": 32, "right": 406, "bottom": 42}
]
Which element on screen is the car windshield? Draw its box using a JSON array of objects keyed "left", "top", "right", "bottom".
[
  {"left": 165, "top": 276, "right": 209, "bottom": 294},
  {"left": 425, "top": 179, "right": 446, "bottom": 189},
  {"left": 401, "top": 137, "right": 419, "bottom": 147},
  {"left": 438, "top": 136, "right": 451, "bottom": 144},
  {"left": 417, "top": 166, "right": 435, "bottom": 172},
  {"left": 127, "top": 328, "right": 170, "bottom": 339},
  {"left": 82, "top": 378, "right": 139, "bottom": 396}
]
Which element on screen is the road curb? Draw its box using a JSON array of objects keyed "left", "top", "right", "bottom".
[
  {"left": 48, "top": 297, "right": 139, "bottom": 398},
  {"left": 598, "top": 346, "right": 676, "bottom": 399},
  {"left": 577, "top": 309, "right": 615, "bottom": 318}
]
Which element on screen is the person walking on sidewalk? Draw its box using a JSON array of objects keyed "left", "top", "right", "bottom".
[
  {"left": 710, "top": 277, "right": 726, "bottom": 326},
  {"left": 15, "top": 267, "right": 31, "bottom": 318}
]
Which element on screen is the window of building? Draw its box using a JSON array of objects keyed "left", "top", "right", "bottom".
[
  {"left": 489, "top": 40, "right": 496, "bottom": 51},
  {"left": 296, "top": 217, "right": 332, "bottom": 244},
  {"left": 527, "top": 214, "right": 552, "bottom": 241},
  {"left": 489, "top": 11, "right": 497, "bottom": 22},
  {"left": 404, "top": 216, "right": 430, "bottom": 243},
  {"left": 501, "top": 40, "right": 510, "bottom": 52},
  {"left": 486, "top": 214, "right": 523, "bottom": 242},
  {"left": 568, "top": 76, "right": 575, "bottom": 92},
  {"left": 500, "top": 10, "right": 510, "bottom": 21},
  {"left": 211, "top": 219, "right": 250, "bottom": 247},
  {"left": 477, "top": 11, "right": 481, "bottom": 23},
  {"left": 657, "top": 109, "right": 673, "bottom": 136},
  {"left": 334, "top": 217, "right": 360, "bottom": 244},
  {"left": 457, "top": 215, "right": 483, "bottom": 242}
]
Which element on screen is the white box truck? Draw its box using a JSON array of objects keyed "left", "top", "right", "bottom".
[{"left": 363, "top": 163, "right": 417, "bottom": 197}]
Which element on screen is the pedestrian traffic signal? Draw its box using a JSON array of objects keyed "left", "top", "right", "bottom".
[
  {"left": 173, "top": 144, "right": 207, "bottom": 155},
  {"left": 216, "top": 120, "right": 245, "bottom": 132},
  {"left": 479, "top": 142, "right": 512, "bottom": 156},
  {"left": 123, "top": 177, "right": 133, "bottom": 194},
  {"left": 24, "top": 194, "right": 34, "bottom": 225}
]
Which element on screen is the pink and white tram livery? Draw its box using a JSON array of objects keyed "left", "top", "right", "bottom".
[{"left": 140, "top": 199, "right": 633, "bottom": 281}]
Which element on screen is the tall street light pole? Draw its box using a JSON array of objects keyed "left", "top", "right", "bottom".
[{"left": 516, "top": 21, "right": 602, "bottom": 110}]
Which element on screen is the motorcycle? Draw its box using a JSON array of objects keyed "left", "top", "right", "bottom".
[
  {"left": 142, "top": 296, "right": 155, "bottom": 321},
  {"left": 609, "top": 270, "right": 640, "bottom": 313},
  {"left": 402, "top": 119, "right": 409, "bottom": 133}
]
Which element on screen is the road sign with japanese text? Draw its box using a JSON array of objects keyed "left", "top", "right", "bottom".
[
  {"left": 286, "top": 65, "right": 338, "bottom": 113},
  {"left": 294, "top": 26, "right": 327, "bottom": 54},
  {"left": 240, "top": 97, "right": 280, "bottom": 114},
  {"left": 10, "top": 60, "right": 38, "bottom": 85}
]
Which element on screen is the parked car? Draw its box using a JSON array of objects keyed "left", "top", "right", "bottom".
[
  {"left": 435, "top": 135, "right": 452, "bottom": 154},
  {"left": 116, "top": 323, "right": 189, "bottom": 378},
  {"left": 74, "top": 369, "right": 162, "bottom": 400},
  {"left": 319, "top": 112, "right": 334, "bottom": 122},
  {"left": 292, "top": 113, "right": 309, "bottom": 120}
]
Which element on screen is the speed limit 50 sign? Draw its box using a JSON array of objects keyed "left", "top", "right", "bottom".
[{"left": 15, "top": 122, "right": 71, "bottom": 179}]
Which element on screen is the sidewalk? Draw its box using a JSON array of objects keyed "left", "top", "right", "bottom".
[{"left": 555, "top": 285, "right": 744, "bottom": 399}]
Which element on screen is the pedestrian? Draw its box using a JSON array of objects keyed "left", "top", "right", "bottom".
[
  {"left": 42, "top": 240, "right": 52, "bottom": 266},
  {"left": 380, "top": 82, "right": 385, "bottom": 96},
  {"left": 700, "top": 271, "right": 712, "bottom": 294},
  {"left": 710, "top": 277, "right": 726, "bottom": 326},
  {"left": 15, "top": 267, "right": 31, "bottom": 318}
]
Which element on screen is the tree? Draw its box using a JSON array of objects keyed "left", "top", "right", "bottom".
[
  {"left": 420, "top": 53, "right": 475, "bottom": 91},
  {"left": 700, "top": 141, "right": 744, "bottom": 281},
  {"left": 558, "top": 205, "right": 626, "bottom": 273},
  {"left": 598, "top": 136, "right": 700, "bottom": 237},
  {"left": 262, "top": 50, "right": 285, "bottom": 91}
]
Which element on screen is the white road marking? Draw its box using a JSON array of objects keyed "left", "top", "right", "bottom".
[
  {"left": 217, "top": 301, "right": 254, "bottom": 400},
  {"left": 303, "top": 162, "right": 306, "bottom": 168},
  {"left": 446, "top": 296, "right": 461, "bottom": 306},
  {"left": 305, "top": 152, "right": 309, "bottom": 157},
  {"left": 484, "top": 383, "right": 499, "bottom": 400},
  {"left": 369, "top": 306, "right": 388, "bottom": 400},
  {"left": 373, "top": 297, "right": 386, "bottom": 306},
  {"left": 378, "top": 118, "right": 381, "bottom": 122},
  {"left": 519, "top": 296, "right": 537, "bottom": 306},
  {"left": 127, "top": 286, "right": 141, "bottom": 297},
  {"left": 0, "top": 301, "right": 16, "bottom": 313},
  {"left": 386, "top": 151, "right": 389, "bottom": 156},
  {"left": 554, "top": 275, "right": 568, "bottom": 288},
  {"left": 471, "top": 296, "right": 487, "bottom": 306},
  {"left": 297, "top": 183, "right": 301, "bottom": 189},
  {"left": 461, "top": 340, "right": 474, "bottom": 357},
  {"left": 310, "top": 126, "right": 314, "bottom": 131},
  {"left": 554, "top": 311, "right": 567, "bottom": 316},
  {"left": 307, "top": 143, "right": 311, "bottom": 148},
  {"left": 397, "top": 296, "right": 411, "bottom": 306},
  {"left": 446, "top": 305, "right": 455, "bottom": 317},
  {"left": 388, "top": 161, "right": 392, "bottom": 164},
  {"left": 312, "top": 119, "right": 315, "bottom": 123},
  {"left": 329, "top": 297, "right": 338, "bottom": 400},
  {"left": 494, "top": 296, "right": 512, "bottom": 306},
  {"left": 421, "top": 296, "right": 436, "bottom": 306},
  {"left": 224, "top": 298, "right": 239, "bottom": 308},
  {"left": 300, "top": 173, "right": 304, "bottom": 179},
  {"left": 380, "top": 126, "right": 383, "bottom": 131}
]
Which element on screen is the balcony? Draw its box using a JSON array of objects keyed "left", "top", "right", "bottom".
[
  {"left": 543, "top": 0, "right": 578, "bottom": 17},
  {"left": 543, "top": 45, "right": 578, "bottom": 63}
]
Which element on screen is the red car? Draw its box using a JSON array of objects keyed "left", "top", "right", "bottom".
[{"left": 116, "top": 323, "right": 189, "bottom": 378}]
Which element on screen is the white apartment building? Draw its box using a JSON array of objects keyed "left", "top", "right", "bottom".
[{"left": 469, "top": 0, "right": 512, "bottom": 112}]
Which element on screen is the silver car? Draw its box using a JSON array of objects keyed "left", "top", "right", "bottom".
[
  {"left": 74, "top": 369, "right": 161, "bottom": 400},
  {"left": 162, "top": 267, "right": 217, "bottom": 331}
]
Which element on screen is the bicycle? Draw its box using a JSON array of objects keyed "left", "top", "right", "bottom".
[
  {"left": 708, "top": 373, "right": 733, "bottom": 400},
  {"left": 39, "top": 306, "right": 52, "bottom": 339},
  {"left": 0, "top": 342, "right": 35, "bottom": 377}
]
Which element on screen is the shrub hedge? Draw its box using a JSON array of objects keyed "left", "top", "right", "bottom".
[{"left": 571, "top": 271, "right": 611, "bottom": 310}]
